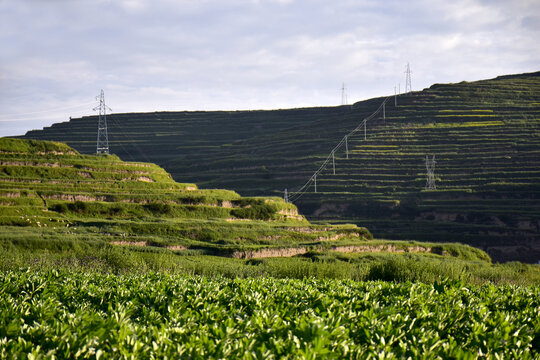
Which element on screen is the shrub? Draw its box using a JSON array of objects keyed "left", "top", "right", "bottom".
[
  {"left": 231, "top": 205, "right": 274, "bottom": 220},
  {"left": 68, "top": 201, "right": 88, "bottom": 214},
  {"left": 143, "top": 202, "right": 172, "bottom": 214},
  {"left": 50, "top": 203, "right": 69, "bottom": 213}
]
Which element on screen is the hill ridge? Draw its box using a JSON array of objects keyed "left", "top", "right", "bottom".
[{"left": 18, "top": 71, "right": 540, "bottom": 263}]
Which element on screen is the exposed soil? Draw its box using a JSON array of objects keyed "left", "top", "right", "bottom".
[
  {"left": 0, "top": 161, "right": 65, "bottom": 167},
  {"left": 1, "top": 192, "right": 20, "bottom": 198},
  {"left": 44, "top": 194, "right": 106, "bottom": 202},
  {"left": 108, "top": 238, "right": 448, "bottom": 260},
  {"left": 36, "top": 151, "right": 76, "bottom": 155},
  {"left": 278, "top": 209, "right": 299, "bottom": 216},
  {"left": 231, "top": 247, "right": 307, "bottom": 259},
  {"left": 77, "top": 172, "right": 92, "bottom": 178},
  {"left": 315, "top": 233, "right": 360, "bottom": 241},
  {"left": 166, "top": 245, "right": 188, "bottom": 251},
  {"left": 112, "top": 162, "right": 154, "bottom": 168},
  {"left": 110, "top": 241, "right": 187, "bottom": 251},
  {"left": 331, "top": 244, "right": 432, "bottom": 254},
  {"left": 285, "top": 227, "right": 330, "bottom": 233},
  {"left": 136, "top": 177, "right": 155, "bottom": 182},
  {"left": 221, "top": 200, "right": 233, "bottom": 208},
  {"left": 230, "top": 244, "right": 437, "bottom": 259},
  {"left": 110, "top": 241, "right": 147, "bottom": 246}
]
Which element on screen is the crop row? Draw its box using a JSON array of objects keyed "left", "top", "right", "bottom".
[{"left": 1, "top": 270, "right": 539, "bottom": 359}]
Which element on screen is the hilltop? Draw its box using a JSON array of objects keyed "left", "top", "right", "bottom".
[{"left": 20, "top": 71, "right": 540, "bottom": 263}]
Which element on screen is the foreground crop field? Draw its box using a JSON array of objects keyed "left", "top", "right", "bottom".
[{"left": 1, "top": 270, "right": 539, "bottom": 359}]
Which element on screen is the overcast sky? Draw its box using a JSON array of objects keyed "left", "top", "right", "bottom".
[{"left": 1, "top": 0, "right": 539, "bottom": 136}]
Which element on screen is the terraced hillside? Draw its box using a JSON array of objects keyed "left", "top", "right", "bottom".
[
  {"left": 0, "top": 138, "right": 383, "bottom": 259},
  {"left": 21, "top": 72, "right": 540, "bottom": 262},
  {"left": 2, "top": 138, "right": 512, "bottom": 282},
  {"left": 296, "top": 74, "right": 540, "bottom": 263}
]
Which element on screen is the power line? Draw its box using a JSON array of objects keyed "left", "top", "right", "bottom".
[
  {"left": 287, "top": 96, "right": 390, "bottom": 203},
  {"left": 0, "top": 102, "right": 94, "bottom": 117},
  {"left": 107, "top": 115, "right": 153, "bottom": 164}
]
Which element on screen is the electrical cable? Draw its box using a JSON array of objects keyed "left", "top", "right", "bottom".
[
  {"left": 0, "top": 102, "right": 96, "bottom": 119},
  {"left": 287, "top": 96, "right": 391, "bottom": 202}
]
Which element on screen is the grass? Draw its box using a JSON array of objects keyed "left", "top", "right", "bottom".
[
  {"left": 1, "top": 237, "right": 539, "bottom": 285},
  {"left": 0, "top": 138, "right": 76, "bottom": 154},
  {"left": 1, "top": 138, "right": 539, "bottom": 359},
  {"left": 2, "top": 138, "right": 539, "bottom": 285},
  {"left": 1, "top": 270, "right": 539, "bottom": 358}
]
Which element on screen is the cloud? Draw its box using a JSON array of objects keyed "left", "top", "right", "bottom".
[
  {"left": 1, "top": 0, "right": 539, "bottom": 137},
  {"left": 120, "top": 0, "right": 147, "bottom": 12},
  {"left": 521, "top": 16, "right": 540, "bottom": 30}
]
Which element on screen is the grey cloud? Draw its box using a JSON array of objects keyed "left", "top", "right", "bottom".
[
  {"left": 1, "top": 0, "right": 539, "bottom": 137},
  {"left": 521, "top": 16, "right": 540, "bottom": 30}
]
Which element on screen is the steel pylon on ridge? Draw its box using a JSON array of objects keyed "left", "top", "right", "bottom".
[
  {"left": 93, "top": 89, "right": 111, "bottom": 155},
  {"left": 341, "top": 83, "right": 348, "bottom": 105},
  {"left": 425, "top": 155, "right": 436, "bottom": 190},
  {"left": 405, "top": 62, "right": 412, "bottom": 94}
]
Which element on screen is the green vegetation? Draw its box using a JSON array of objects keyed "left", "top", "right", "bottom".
[
  {"left": 2, "top": 138, "right": 539, "bottom": 284},
  {"left": 1, "top": 271, "right": 539, "bottom": 358},
  {"left": 0, "top": 138, "right": 374, "bottom": 255},
  {"left": 19, "top": 72, "right": 540, "bottom": 263},
  {"left": 1, "top": 136, "right": 539, "bottom": 359},
  {"left": 4, "top": 235, "right": 539, "bottom": 284}
]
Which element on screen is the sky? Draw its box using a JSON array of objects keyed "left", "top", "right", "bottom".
[{"left": 1, "top": 0, "right": 539, "bottom": 137}]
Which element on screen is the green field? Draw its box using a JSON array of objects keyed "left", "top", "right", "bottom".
[
  {"left": 1, "top": 139, "right": 539, "bottom": 359},
  {"left": 1, "top": 271, "right": 539, "bottom": 359},
  {"left": 20, "top": 72, "right": 540, "bottom": 263}
]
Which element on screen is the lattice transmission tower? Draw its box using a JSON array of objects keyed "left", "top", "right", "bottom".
[
  {"left": 93, "top": 89, "right": 111, "bottom": 155},
  {"left": 425, "top": 155, "right": 436, "bottom": 190},
  {"left": 405, "top": 63, "right": 412, "bottom": 93},
  {"left": 341, "top": 83, "right": 348, "bottom": 105}
]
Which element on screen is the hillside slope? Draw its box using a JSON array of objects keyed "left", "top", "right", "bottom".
[
  {"left": 2, "top": 138, "right": 516, "bottom": 283},
  {"left": 20, "top": 72, "right": 540, "bottom": 262},
  {"left": 0, "top": 138, "right": 380, "bottom": 258}
]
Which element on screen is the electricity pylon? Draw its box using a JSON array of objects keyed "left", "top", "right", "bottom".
[
  {"left": 341, "top": 83, "right": 348, "bottom": 105},
  {"left": 93, "top": 89, "right": 111, "bottom": 155},
  {"left": 405, "top": 63, "right": 412, "bottom": 93},
  {"left": 425, "top": 155, "right": 436, "bottom": 190}
]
